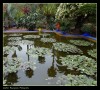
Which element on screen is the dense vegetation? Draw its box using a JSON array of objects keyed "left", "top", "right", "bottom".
[{"left": 3, "top": 3, "right": 96, "bottom": 36}]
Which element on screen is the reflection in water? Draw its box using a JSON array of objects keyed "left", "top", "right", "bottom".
[
  {"left": 34, "top": 39, "right": 41, "bottom": 47},
  {"left": 23, "top": 45, "right": 35, "bottom": 78},
  {"left": 47, "top": 47, "right": 57, "bottom": 77},
  {"left": 48, "top": 65, "right": 57, "bottom": 77},
  {"left": 56, "top": 64, "right": 67, "bottom": 73},
  {"left": 17, "top": 45, "right": 22, "bottom": 51},
  {"left": 12, "top": 50, "right": 17, "bottom": 58},
  {"left": 38, "top": 56, "right": 45, "bottom": 64},
  {"left": 5, "top": 72, "right": 18, "bottom": 85},
  {"left": 4, "top": 54, "right": 9, "bottom": 57},
  {"left": 25, "top": 68, "right": 34, "bottom": 78}
]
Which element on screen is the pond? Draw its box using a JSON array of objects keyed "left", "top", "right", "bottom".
[{"left": 3, "top": 32, "right": 97, "bottom": 86}]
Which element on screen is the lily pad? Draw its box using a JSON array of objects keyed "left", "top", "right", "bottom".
[
  {"left": 56, "top": 74, "right": 97, "bottom": 86},
  {"left": 3, "top": 46, "right": 17, "bottom": 55},
  {"left": 3, "top": 57, "right": 22, "bottom": 74},
  {"left": 53, "top": 42, "right": 83, "bottom": 54},
  {"left": 69, "top": 40, "right": 94, "bottom": 46},
  {"left": 8, "top": 37, "right": 22, "bottom": 41},
  {"left": 41, "top": 38, "right": 56, "bottom": 43},
  {"left": 27, "top": 47, "right": 53, "bottom": 57},
  {"left": 8, "top": 40, "right": 22, "bottom": 45},
  {"left": 23, "top": 35, "right": 40, "bottom": 39},
  {"left": 21, "top": 40, "right": 34, "bottom": 45},
  {"left": 87, "top": 49, "right": 97, "bottom": 59},
  {"left": 59, "top": 55, "right": 97, "bottom": 75}
]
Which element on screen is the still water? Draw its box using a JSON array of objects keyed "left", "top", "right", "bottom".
[{"left": 3, "top": 32, "right": 96, "bottom": 86}]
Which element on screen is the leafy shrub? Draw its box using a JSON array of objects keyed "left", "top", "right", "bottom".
[{"left": 81, "top": 23, "right": 95, "bottom": 34}]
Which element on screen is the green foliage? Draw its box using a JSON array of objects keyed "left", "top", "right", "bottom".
[
  {"left": 53, "top": 42, "right": 83, "bottom": 54},
  {"left": 3, "top": 46, "right": 17, "bottom": 55},
  {"left": 87, "top": 49, "right": 97, "bottom": 59},
  {"left": 59, "top": 55, "right": 97, "bottom": 75},
  {"left": 56, "top": 74, "right": 97, "bottom": 86},
  {"left": 55, "top": 3, "right": 96, "bottom": 30},
  {"left": 42, "top": 4, "right": 57, "bottom": 16},
  {"left": 8, "top": 37, "right": 22, "bottom": 41},
  {"left": 18, "top": 13, "right": 38, "bottom": 30},
  {"left": 3, "top": 57, "right": 22, "bottom": 74},
  {"left": 69, "top": 40, "right": 94, "bottom": 46},
  {"left": 21, "top": 40, "right": 34, "bottom": 45},
  {"left": 8, "top": 41, "right": 22, "bottom": 46},
  {"left": 55, "top": 3, "right": 85, "bottom": 20},
  {"left": 41, "top": 38, "right": 56, "bottom": 43},
  {"left": 23, "top": 35, "right": 40, "bottom": 39},
  {"left": 60, "top": 19, "right": 74, "bottom": 32},
  {"left": 75, "top": 4, "right": 96, "bottom": 16},
  {"left": 27, "top": 47, "right": 53, "bottom": 57},
  {"left": 81, "top": 23, "right": 95, "bottom": 34}
]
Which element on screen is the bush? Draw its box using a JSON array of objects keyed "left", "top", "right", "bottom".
[{"left": 81, "top": 23, "right": 95, "bottom": 34}]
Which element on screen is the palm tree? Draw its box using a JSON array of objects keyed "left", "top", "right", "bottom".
[{"left": 40, "top": 4, "right": 58, "bottom": 30}]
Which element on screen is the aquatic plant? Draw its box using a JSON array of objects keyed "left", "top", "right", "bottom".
[
  {"left": 20, "top": 61, "right": 36, "bottom": 71},
  {"left": 69, "top": 40, "right": 94, "bottom": 46},
  {"left": 9, "top": 34, "right": 22, "bottom": 36},
  {"left": 77, "top": 57, "right": 97, "bottom": 75},
  {"left": 59, "top": 55, "right": 82, "bottom": 70},
  {"left": 23, "top": 35, "right": 40, "bottom": 39},
  {"left": 21, "top": 40, "right": 34, "bottom": 45},
  {"left": 8, "top": 41, "right": 22, "bottom": 45},
  {"left": 59, "top": 55, "right": 97, "bottom": 75},
  {"left": 87, "top": 49, "right": 97, "bottom": 59},
  {"left": 27, "top": 47, "right": 53, "bottom": 57},
  {"left": 3, "top": 46, "right": 17, "bottom": 55},
  {"left": 41, "top": 38, "right": 56, "bottom": 43},
  {"left": 56, "top": 74, "right": 97, "bottom": 86},
  {"left": 53, "top": 42, "right": 83, "bottom": 54},
  {"left": 3, "top": 57, "right": 22, "bottom": 74},
  {"left": 8, "top": 37, "right": 22, "bottom": 41}
]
